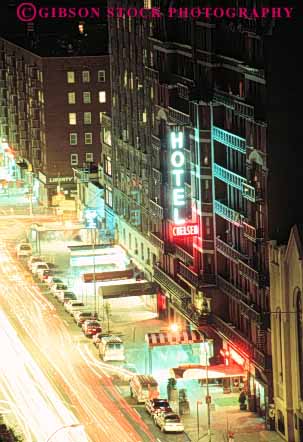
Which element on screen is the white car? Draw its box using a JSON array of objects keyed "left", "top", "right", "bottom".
[
  {"left": 27, "top": 256, "right": 43, "bottom": 271},
  {"left": 32, "top": 262, "right": 49, "bottom": 276},
  {"left": 154, "top": 411, "right": 184, "bottom": 433},
  {"left": 51, "top": 283, "right": 68, "bottom": 298},
  {"left": 47, "top": 276, "right": 63, "bottom": 287},
  {"left": 16, "top": 242, "right": 32, "bottom": 258},
  {"left": 57, "top": 291, "right": 77, "bottom": 304},
  {"left": 65, "top": 301, "right": 86, "bottom": 314}
]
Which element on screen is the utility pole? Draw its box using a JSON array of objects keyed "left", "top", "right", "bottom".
[
  {"left": 28, "top": 164, "right": 33, "bottom": 217},
  {"left": 92, "top": 227, "right": 97, "bottom": 317},
  {"left": 205, "top": 345, "right": 211, "bottom": 442}
]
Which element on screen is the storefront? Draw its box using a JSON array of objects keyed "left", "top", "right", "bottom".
[{"left": 38, "top": 171, "right": 76, "bottom": 207}]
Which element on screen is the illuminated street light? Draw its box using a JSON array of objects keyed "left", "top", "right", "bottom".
[
  {"left": 45, "top": 423, "right": 83, "bottom": 442},
  {"left": 169, "top": 323, "right": 180, "bottom": 333}
]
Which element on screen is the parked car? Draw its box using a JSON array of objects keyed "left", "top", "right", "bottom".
[
  {"left": 82, "top": 320, "right": 102, "bottom": 336},
  {"left": 65, "top": 301, "right": 86, "bottom": 314},
  {"left": 16, "top": 242, "right": 32, "bottom": 258},
  {"left": 74, "top": 311, "right": 96, "bottom": 326},
  {"left": 58, "top": 291, "right": 77, "bottom": 304},
  {"left": 46, "top": 276, "right": 63, "bottom": 287},
  {"left": 154, "top": 411, "right": 184, "bottom": 433},
  {"left": 36, "top": 265, "right": 51, "bottom": 279},
  {"left": 99, "top": 336, "right": 125, "bottom": 362},
  {"left": 32, "top": 262, "right": 49, "bottom": 276},
  {"left": 145, "top": 399, "right": 172, "bottom": 416},
  {"left": 50, "top": 283, "right": 68, "bottom": 297},
  {"left": 130, "top": 375, "right": 158, "bottom": 404},
  {"left": 27, "top": 256, "right": 43, "bottom": 271},
  {"left": 38, "top": 269, "right": 53, "bottom": 282}
]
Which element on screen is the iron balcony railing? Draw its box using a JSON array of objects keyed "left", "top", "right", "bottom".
[
  {"left": 243, "top": 221, "right": 256, "bottom": 242},
  {"left": 149, "top": 199, "right": 164, "bottom": 219},
  {"left": 211, "top": 314, "right": 271, "bottom": 370},
  {"left": 153, "top": 264, "right": 191, "bottom": 303},
  {"left": 168, "top": 106, "right": 191, "bottom": 125},
  {"left": 242, "top": 182, "right": 256, "bottom": 202},
  {"left": 213, "top": 163, "right": 245, "bottom": 190},
  {"left": 238, "top": 259, "right": 258, "bottom": 284},
  {"left": 234, "top": 100, "right": 255, "bottom": 120},
  {"left": 213, "top": 90, "right": 235, "bottom": 109},
  {"left": 175, "top": 244, "right": 194, "bottom": 266},
  {"left": 216, "top": 237, "right": 248, "bottom": 263},
  {"left": 149, "top": 232, "right": 165, "bottom": 252},
  {"left": 212, "top": 126, "right": 246, "bottom": 154},
  {"left": 214, "top": 200, "right": 243, "bottom": 225}
]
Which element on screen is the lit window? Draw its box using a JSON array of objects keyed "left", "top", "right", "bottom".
[
  {"left": 99, "top": 112, "right": 105, "bottom": 124},
  {"left": 105, "top": 156, "right": 112, "bottom": 176},
  {"left": 83, "top": 92, "right": 91, "bottom": 104},
  {"left": 142, "top": 110, "right": 147, "bottom": 123},
  {"left": 68, "top": 92, "right": 76, "bottom": 104},
  {"left": 69, "top": 113, "right": 77, "bottom": 125},
  {"left": 85, "top": 152, "right": 94, "bottom": 162},
  {"left": 69, "top": 133, "right": 78, "bottom": 145},
  {"left": 67, "top": 71, "right": 75, "bottom": 83},
  {"left": 98, "top": 70, "right": 106, "bottom": 82},
  {"left": 84, "top": 133, "right": 92, "bottom": 144},
  {"left": 144, "top": 0, "right": 151, "bottom": 7},
  {"left": 70, "top": 153, "right": 78, "bottom": 166},
  {"left": 99, "top": 91, "right": 106, "bottom": 103},
  {"left": 82, "top": 70, "right": 90, "bottom": 83},
  {"left": 103, "top": 127, "right": 112, "bottom": 146},
  {"left": 83, "top": 112, "right": 92, "bottom": 125},
  {"left": 130, "top": 72, "right": 134, "bottom": 90},
  {"left": 105, "top": 186, "right": 113, "bottom": 207}
]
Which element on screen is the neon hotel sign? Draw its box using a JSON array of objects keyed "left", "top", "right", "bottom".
[{"left": 170, "top": 131, "right": 198, "bottom": 238}]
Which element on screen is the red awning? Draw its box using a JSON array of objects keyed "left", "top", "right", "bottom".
[{"left": 170, "top": 363, "right": 245, "bottom": 380}]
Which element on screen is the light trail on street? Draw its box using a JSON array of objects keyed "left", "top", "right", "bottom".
[
  {"left": 0, "top": 220, "right": 156, "bottom": 442},
  {"left": 0, "top": 310, "right": 87, "bottom": 442}
]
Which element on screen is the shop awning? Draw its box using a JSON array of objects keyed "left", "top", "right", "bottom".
[
  {"left": 145, "top": 330, "right": 206, "bottom": 347},
  {"left": 169, "top": 363, "right": 245, "bottom": 380},
  {"left": 99, "top": 281, "right": 159, "bottom": 298}
]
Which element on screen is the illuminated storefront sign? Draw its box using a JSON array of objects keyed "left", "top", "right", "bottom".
[
  {"left": 170, "top": 131, "right": 186, "bottom": 224},
  {"left": 172, "top": 223, "right": 199, "bottom": 237},
  {"left": 84, "top": 208, "right": 98, "bottom": 229}
]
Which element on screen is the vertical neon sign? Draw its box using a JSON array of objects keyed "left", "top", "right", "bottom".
[{"left": 170, "top": 131, "right": 185, "bottom": 224}]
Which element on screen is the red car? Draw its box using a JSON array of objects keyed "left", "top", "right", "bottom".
[{"left": 82, "top": 320, "right": 102, "bottom": 336}]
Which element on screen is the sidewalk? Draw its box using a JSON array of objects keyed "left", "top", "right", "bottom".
[{"left": 182, "top": 409, "right": 283, "bottom": 442}]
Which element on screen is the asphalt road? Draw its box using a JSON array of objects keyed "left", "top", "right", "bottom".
[{"left": 0, "top": 216, "right": 186, "bottom": 442}]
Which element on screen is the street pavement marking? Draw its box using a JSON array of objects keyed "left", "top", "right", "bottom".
[{"left": 157, "top": 439, "right": 162, "bottom": 442}]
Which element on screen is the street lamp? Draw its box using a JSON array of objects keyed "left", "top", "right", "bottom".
[
  {"left": 169, "top": 323, "right": 180, "bottom": 333},
  {"left": 45, "top": 423, "right": 83, "bottom": 442}
]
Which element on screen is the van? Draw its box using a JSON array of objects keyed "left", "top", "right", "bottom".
[
  {"left": 16, "top": 242, "right": 32, "bottom": 258},
  {"left": 130, "top": 375, "right": 159, "bottom": 404},
  {"left": 99, "top": 336, "right": 125, "bottom": 362}
]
